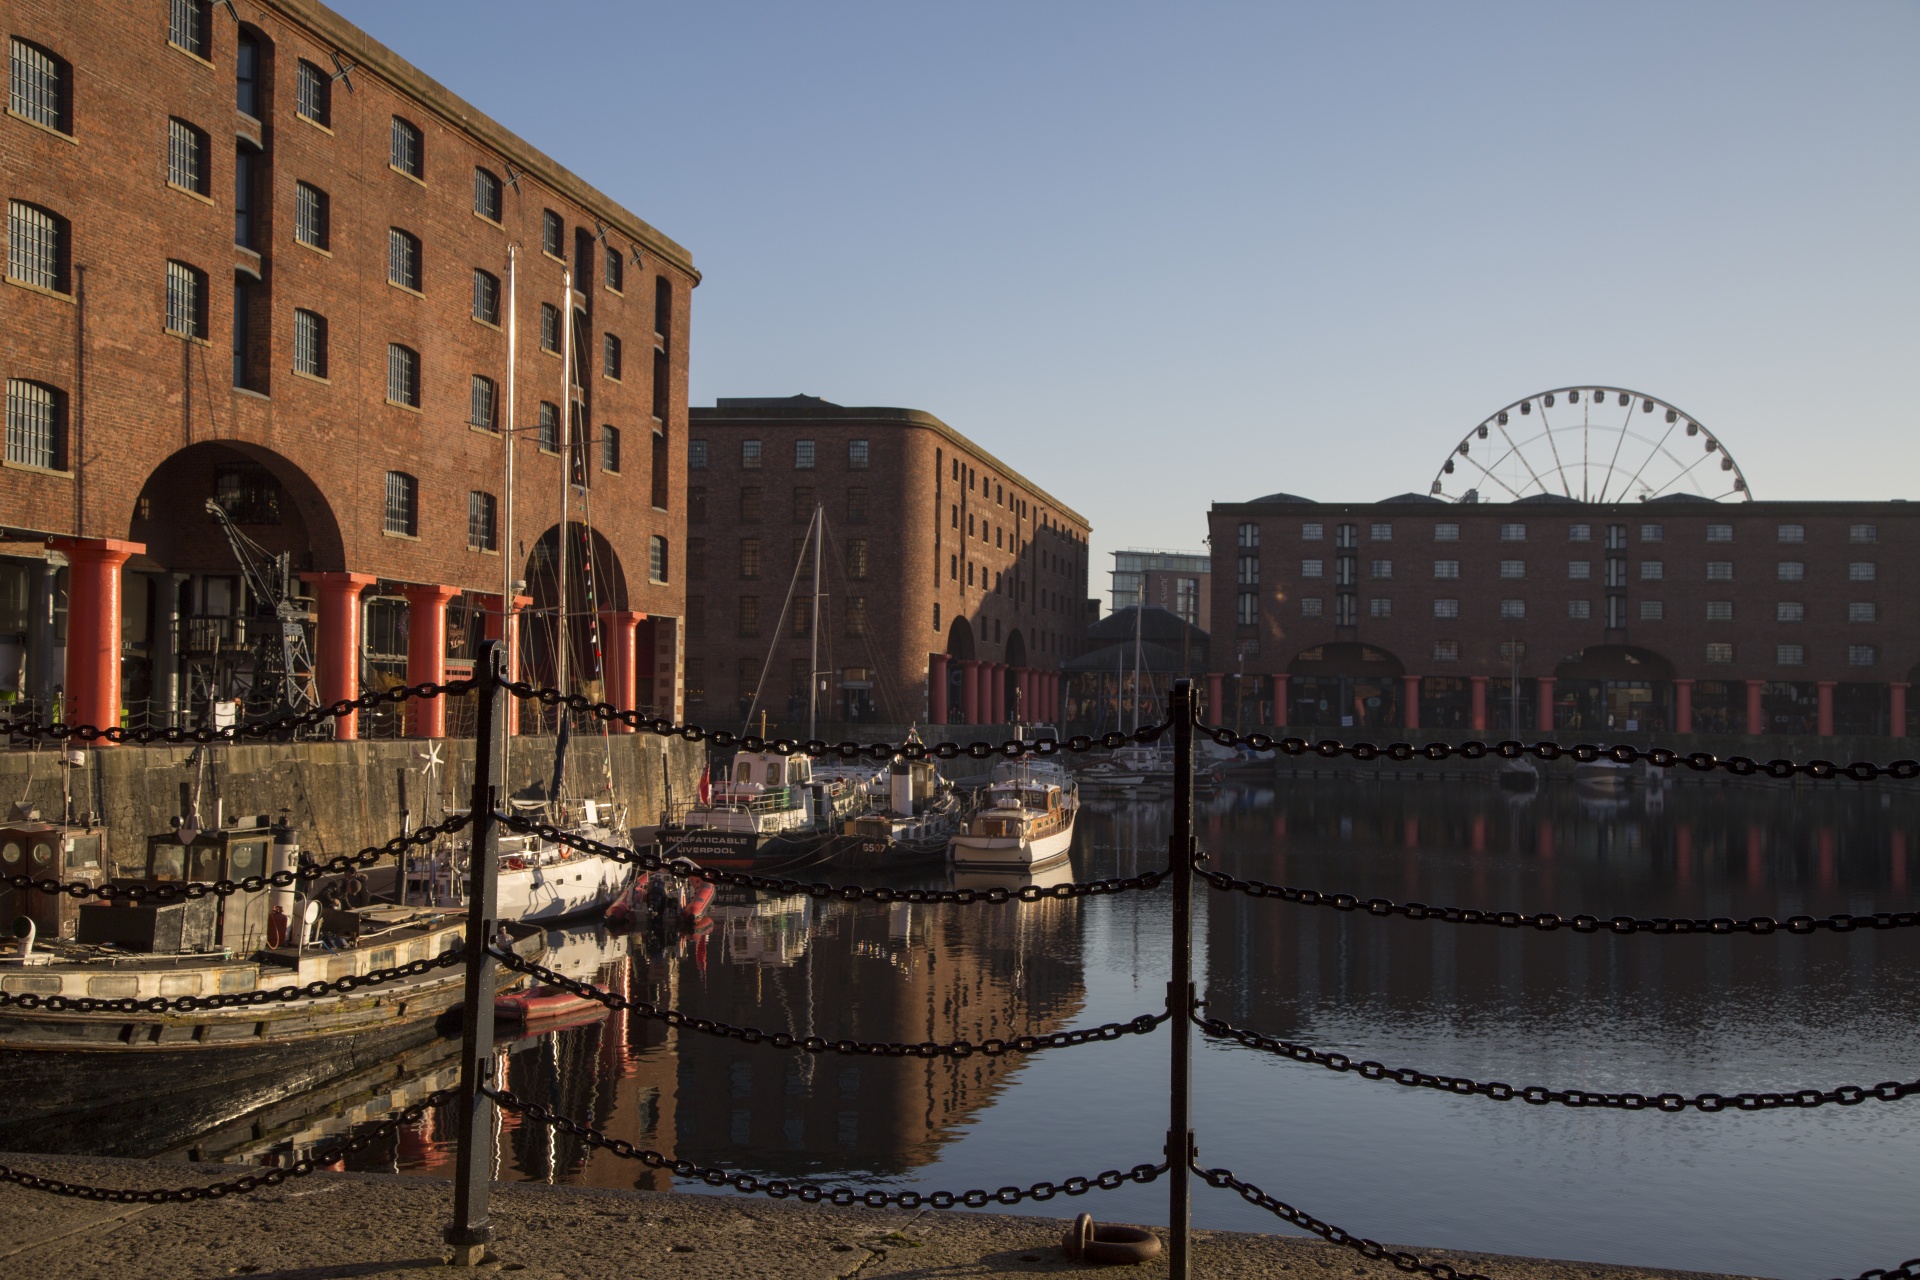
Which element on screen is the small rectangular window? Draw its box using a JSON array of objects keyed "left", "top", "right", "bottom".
[
  {"left": 689, "top": 439, "right": 708, "bottom": 470},
  {"left": 294, "top": 182, "right": 329, "bottom": 249},
  {"left": 1605, "top": 525, "right": 1628, "bottom": 550},
  {"left": 600, "top": 424, "right": 620, "bottom": 472},
  {"left": 1433, "top": 598, "right": 1459, "bottom": 618},
  {"left": 169, "top": 0, "right": 210, "bottom": 58},
  {"left": 1368, "top": 597, "right": 1392, "bottom": 619},
  {"left": 1301, "top": 559, "right": 1323, "bottom": 579},
  {"left": 1776, "top": 602, "right": 1805, "bottom": 622},
  {"left": 1335, "top": 524, "right": 1358, "bottom": 549},
  {"left": 1431, "top": 640, "right": 1460, "bottom": 663},
  {"left": 1500, "top": 523, "right": 1526, "bottom": 542},
  {"left": 472, "top": 269, "right": 500, "bottom": 325},
  {"left": 847, "top": 487, "right": 869, "bottom": 523},
  {"left": 1370, "top": 523, "right": 1392, "bottom": 541},
  {"left": 741, "top": 439, "right": 762, "bottom": 469},
  {"left": 388, "top": 228, "right": 422, "bottom": 291},
  {"left": 1433, "top": 523, "right": 1459, "bottom": 542},
  {"left": 1236, "top": 592, "right": 1258, "bottom": 625},
  {"left": 650, "top": 535, "right": 668, "bottom": 583},
  {"left": 384, "top": 471, "right": 417, "bottom": 537},
  {"left": 1370, "top": 559, "right": 1392, "bottom": 579},
  {"left": 1777, "top": 561, "right": 1805, "bottom": 582},
  {"left": 1639, "top": 600, "right": 1664, "bottom": 621},
  {"left": 167, "top": 118, "right": 209, "bottom": 194},
  {"left": 1849, "top": 562, "right": 1877, "bottom": 582},
  {"left": 1849, "top": 602, "right": 1877, "bottom": 623},
  {"left": 474, "top": 168, "right": 503, "bottom": 221},
  {"left": 296, "top": 60, "right": 330, "bottom": 126},
  {"left": 738, "top": 487, "right": 762, "bottom": 521},
  {"left": 468, "top": 375, "right": 496, "bottom": 429},
  {"left": 1237, "top": 555, "right": 1259, "bottom": 586},
  {"left": 846, "top": 596, "right": 868, "bottom": 637},
  {"left": 738, "top": 538, "right": 762, "bottom": 579},
  {"left": 1640, "top": 524, "right": 1664, "bottom": 543},
  {"left": 1236, "top": 522, "right": 1260, "bottom": 549},
  {"left": 386, "top": 345, "right": 420, "bottom": 408},
  {"left": 1568, "top": 560, "right": 1591, "bottom": 580},
  {"left": 1776, "top": 644, "right": 1805, "bottom": 666},
  {"left": 8, "top": 201, "right": 67, "bottom": 293},
  {"left": 1499, "top": 560, "right": 1525, "bottom": 579},
  {"left": 1568, "top": 524, "right": 1591, "bottom": 542},
  {"left": 1706, "top": 561, "right": 1734, "bottom": 581},
  {"left": 542, "top": 210, "right": 563, "bottom": 257},
  {"left": 1706, "top": 643, "right": 1734, "bottom": 664},
  {"left": 1499, "top": 599, "right": 1526, "bottom": 619},
  {"left": 1706, "top": 601, "right": 1733, "bottom": 622},
  {"left": 1640, "top": 560, "right": 1664, "bottom": 581},
  {"left": 540, "top": 304, "right": 559, "bottom": 353},
  {"left": 467, "top": 491, "right": 497, "bottom": 551},
  {"left": 738, "top": 597, "right": 760, "bottom": 637},
  {"left": 605, "top": 244, "right": 623, "bottom": 291},
  {"left": 846, "top": 539, "right": 868, "bottom": 580},
  {"left": 1300, "top": 598, "right": 1323, "bottom": 617},
  {"left": 5, "top": 379, "right": 65, "bottom": 470},
  {"left": 1849, "top": 645, "right": 1876, "bottom": 667},
  {"left": 794, "top": 440, "right": 816, "bottom": 470},
  {"left": 1707, "top": 523, "right": 1733, "bottom": 542},
  {"left": 689, "top": 486, "right": 707, "bottom": 522},
  {"left": 537, "top": 402, "right": 559, "bottom": 452},
  {"left": 389, "top": 116, "right": 424, "bottom": 178},
  {"left": 848, "top": 439, "right": 870, "bottom": 469},
  {"left": 164, "top": 260, "right": 206, "bottom": 338},
  {"left": 1567, "top": 600, "right": 1591, "bottom": 620},
  {"left": 1433, "top": 560, "right": 1460, "bottom": 580},
  {"left": 1301, "top": 522, "right": 1324, "bottom": 541},
  {"left": 1777, "top": 524, "right": 1805, "bottom": 544},
  {"left": 293, "top": 309, "right": 328, "bottom": 379},
  {"left": 9, "top": 40, "right": 69, "bottom": 134},
  {"left": 1850, "top": 524, "right": 1878, "bottom": 544},
  {"left": 1605, "top": 595, "right": 1628, "bottom": 628},
  {"left": 602, "top": 332, "right": 621, "bottom": 379}
]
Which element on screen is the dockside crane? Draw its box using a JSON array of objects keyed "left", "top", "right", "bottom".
[{"left": 202, "top": 498, "right": 322, "bottom": 733}]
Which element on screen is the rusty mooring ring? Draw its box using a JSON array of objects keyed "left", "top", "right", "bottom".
[{"left": 1062, "top": 1212, "right": 1162, "bottom": 1265}]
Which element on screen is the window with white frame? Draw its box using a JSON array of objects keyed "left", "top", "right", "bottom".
[
  {"left": 165, "top": 260, "right": 206, "bottom": 338},
  {"left": 1568, "top": 560, "right": 1591, "bottom": 580},
  {"left": 386, "top": 344, "right": 419, "bottom": 407},
  {"left": 794, "top": 439, "right": 815, "bottom": 470},
  {"left": 9, "top": 39, "right": 69, "bottom": 133},
  {"left": 1639, "top": 600, "right": 1664, "bottom": 621},
  {"left": 1849, "top": 602, "right": 1876, "bottom": 623},
  {"left": 1640, "top": 524, "right": 1664, "bottom": 543},
  {"left": 1850, "top": 524, "right": 1878, "bottom": 544},
  {"left": 1237, "top": 522, "right": 1259, "bottom": 548},
  {"left": 1500, "top": 523, "right": 1526, "bottom": 542},
  {"left": 294, "top": 182, "right": 328, "bottom": 249},
  {"left": 384, "top": 471, "right": 417, "bottom": 536},
  {"left": 1236, "top": 592, "right": 1258, "bottom": 625},
  {"left": 167, "top": 119, "right": 209, "bottom": 194},
  {"left": 1432, "top": 640, "right": 1459, "bottom": 663},
  {"left": 5, "top": 379, "right": 64, "bottom": 470},
  {"left": 1433, "top": 598, "right": 1459, "bottom": 619},
  {"left": 295, "top": 59, "right": 330, "bottom": 125},
  {"left": 1370, "top": 559, "right": 1392, "bottom": 579},
  {"left": 1499, "top": 560, "right": 1525, "bottom": 579},
  {"left": 1777, "top": 561, "right": 1804, "bottom": 581},
  {"left": 1567, "top": 600, "right": 1591, "bottom": 620},
  {"left": 1237, "top": 555, "right": 1259, "bottom": 585},
  {"left": 293, "top": 310, "right": 327, "bottom": 379},
  {"left": 1300, "top": 597, "right": 1323, "bottom": 617},
  {"left": 1369, "top": 597, "right": 1391, "bottom": 618},
  {"left": 1568, "top": 524, "right": 1591, "bottom": 542},
  {"left": 1434, "top": 522, "right": 1459, "bottom": 541},
  {"left": 1499, "top": 599, "right": 1525, "bottom": 619},
  {"left": 1301, "top": 522, "right": 1323, "bottom": 541},
  {"left": 1301, "top": 559, "right": 1323, "bottom": 579},
  {"left": 1640, "top": 560, "right": 1664, "bottom": 581},
  {"left": 1776, "top": 602, "right": 1804, "bottom": 622},
  {"left": 7, "top": 201, "right": 65, "bottom": 293},
  {"left": 1706, "top": 643, "right": 1734, "bottom": 664},
  {"left": 1370, "top": 523, "right": 1392, "bottom": 541},
  {"left": 1706, "top": 601, "right": 1733, "bottom": 622},
  {"left": 1777, "top": 524, "right": 1805, "bottom": 543},
  {"left": 1707, "top": 523, "right": 1733, "bottom": 542},
  {"left": 1849, "top": 562, "right": 1877, "bottom": 582},
  {"left": 1433, "top": 560, "right": 1460, "bottom": 579},
  {"left": 467, "top": 491, "right": 497, "bottom": 551},
  {"left": 1706, "top": 561, "right": 1733, "bottom": 581},
  {"left": 1850, "top": 645, "right": 1876, "bottom": 667},
  {"left": 390, "top": 116, "right": 424, "bottom": 178},
  {"left": 388, "top": 228, "right": 421, "bottom": 291},
  {"left": 1777, "top": 644, "right": 1805, "bottom": 666}
]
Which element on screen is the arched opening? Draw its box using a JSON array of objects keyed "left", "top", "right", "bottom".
[
  {"left": 1552, "top": 645, "right": 1674, "bottom": 733},
  {"left": 126, "top": 441, "right": 342, "bottom": 729},
  {"left": 1003, "top": 629, "right": 1027, "bottom": 719},
  {"left": 1287, "top": 642, "right": 1404, "bottom": 730},
  {"left": 523, "top": 522, "right": 628, "bottom": 720},
  {"left": 943, "top": 616, "right": 976, "bottom": 723}
]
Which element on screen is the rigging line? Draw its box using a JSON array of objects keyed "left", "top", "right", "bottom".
[
  {"left": 1613, "top": 413, "right": 1684, "bottom": 506},
  {"left": 1535, "top": 401, "right": 1576, "bottom": 498},
  {"left": 739, "top": 518, "right": 818, "bottom": 735},
  {"left": 1487, "top": 418, "right": 1552, "bottom": 498},
  {"left": 1593, "top": 395, "right": 1637, "bottom": 505}
]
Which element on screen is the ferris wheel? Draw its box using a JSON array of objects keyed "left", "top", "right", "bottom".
[{"left": 1429, "top": 386, "right": 1753, "bottom": 504}]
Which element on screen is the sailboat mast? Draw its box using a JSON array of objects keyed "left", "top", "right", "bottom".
[
  {"left": 1130, "top": 601, "right": 1143, "bottom": 733},
  {"left": 556, "top": 269, "right": 572, "bottom": 710},
  {"left": 807, "top": 504, "right": 822, "bottom": 740}
]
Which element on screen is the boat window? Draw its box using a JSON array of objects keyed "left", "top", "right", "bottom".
[
  {"left": 733, "top": 761, "right": 750, "bottom": 785},
  {"left": 1, "top": 841, "right": 19, "bottom": 865},
  {"left": 64, "top": 835, "right": 100, "bottom": 870},
  {"left": 31, "top": 842, "right": 53, "bottom": 867},
  {"left": 189, "top": 845, "right": 223, "bottom": 880},
  {"left": 229, "top": 840, "right": 265, "bottom": 877},
  {"left": 151, "top": 845, "right": 186, "bottom": 881}
]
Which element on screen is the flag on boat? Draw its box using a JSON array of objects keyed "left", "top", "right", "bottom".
[{"left": 697, "top": 763, "right": 710, "bottom": 805}]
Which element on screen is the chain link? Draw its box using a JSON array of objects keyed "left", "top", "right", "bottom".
[
  {"left": 3, "top": 814, "right": 473, "bottom": 904},
  {"left": 1197, "top": 722, "right": 1920, "bottom": 785},
  {"left": 1841, "top": 1261, "right": 1920, "bottom": 1280},
  {"left": 487, "top": 1087, "right": 1163, "bottom": 1208},
  {"left": 0, "top": 948, "right": 464, "bottom": 1015},
  {"left": 1195, "top": 855, "right": 1920, "bottom": 936},
  {"left": 491, "top": 947, "right": 1166, "bottom": 1056},
  {"left": 1196, "top": 1012, "right": 1920, "bottom": 1113},
  {"left": 1192, "top": 1160, "right": 1490, "bottom": 1280},
  {"left": 495, "top": 811, "right": 1169, "bottom": 904},
  {"left": 0, "top": 681, "right": 472, "bottom": 747},
  {"left": 0, "top": 1088, "right": 454, "bottom": 1202}
]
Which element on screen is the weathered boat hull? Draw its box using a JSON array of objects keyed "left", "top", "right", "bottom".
[
  {"left": 948, "top": 816, "right": 1077, "bottom": 872},
  {"left": 654, "top": 825, "right": 832, "bottom": 872}
]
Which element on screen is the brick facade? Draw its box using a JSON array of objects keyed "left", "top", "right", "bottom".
[
  {"left": 1208, "top": 495, "right": 1919, "bottom": 737},
  {"left": 0, "top": 0, "right": 694, "bottom": 731},
  {"left": 684, "top": 397, "right": 1090, "bottom": 730}
]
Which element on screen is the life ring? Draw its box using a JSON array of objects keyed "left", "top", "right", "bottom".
[{"left": 1061, "top": 1213, "right": 1161, "bottom": 1265}]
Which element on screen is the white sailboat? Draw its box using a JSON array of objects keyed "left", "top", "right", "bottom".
[{"left": 948, "top": 749, "right": 1079, "bottom": 873}]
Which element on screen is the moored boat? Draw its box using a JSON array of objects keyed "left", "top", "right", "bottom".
[
  {"left": 948, "top": 759, "right": 1079, "bottom": 873},
  {"left": 657, "top": 750, "right": 862, "bottom": 871},
  {"left": 824, "top": 751, "right": 964, "bottom": 870}
]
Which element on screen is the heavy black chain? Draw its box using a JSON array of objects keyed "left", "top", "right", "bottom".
[
  {"left": 1195, "top": 855, "right": 1920, "bottom": 936},
  {"left": 2, "top": 814, "right": 473, "bottom": 904},
  {"left": 1192, "top": 1160, "right": 1490, "bottom": 1280},
  {"left": 1197, "top": 722, "right": 1920, "bottom": 784},
  {"left": 1196, "top": 1012, "right": 1920, "bottom": 1113},
  {"left": 0, "top": 948, "right": 463, "bottom": 1015},
  {"left": 495, "top": 811, "right": 1168, "bottom": 904},
  {"left": 487, "top": 1088, "right": 1163, "bottom": 1208},
  {"left": 0, "top": 1088, "right": 453, "bottom": 1202},
  {"left": 509, "top": 678, "right": 1169, "bottom": 759},
  {"left": 0, "top": 681, "right": 472, "bottom": 746},
  {"left": 1840, "top": 1261, "right": 1920, "bottom": 1280},
  {"left": 491, "top": 948, "right": 1166, "bottom": 1057}
]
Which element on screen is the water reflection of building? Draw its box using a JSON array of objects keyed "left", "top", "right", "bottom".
[{"left": 1204, "top": 779, "right": 1920, "bottom": 1041}]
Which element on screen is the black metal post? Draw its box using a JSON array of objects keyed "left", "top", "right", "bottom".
[
  {"left": 445, "top": 642, "right": 505, "bottom": 1265},
  {"left": 1167, "top": 677, "right": 1196, "bottom": 1277}
]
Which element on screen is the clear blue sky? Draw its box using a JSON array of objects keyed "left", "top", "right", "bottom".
[{"left": 333, "top": 1, "right": 1919, "bottom": 602}]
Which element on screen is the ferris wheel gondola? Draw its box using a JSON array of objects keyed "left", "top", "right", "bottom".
[{"left": 1428, "top": 386, "right": 1753, "bottom": 504}]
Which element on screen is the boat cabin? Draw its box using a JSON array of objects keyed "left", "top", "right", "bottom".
[
  {"left": 722, "top": 753, "right": 813, "bottom": 792},
  {"left": 0, "top": 811, "right": 106, "bottom": 941},
  {"left": 70, "top": 816, "right": 275, "bottom": 954}
]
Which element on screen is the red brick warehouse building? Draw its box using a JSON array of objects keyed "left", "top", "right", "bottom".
[
  {"left": 0, "top": 0, "right": 696, "bottom": 737},
  {"left": 684, "top": 397, "right": 1091, "bottom": 731},
  {"left": 1206, "top": 387, "right": 1919, "bottom": 740}
]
